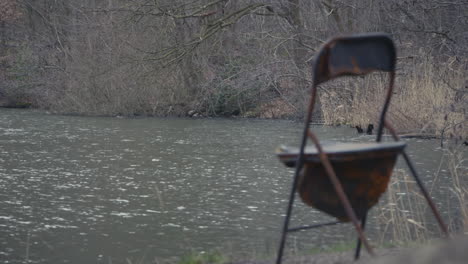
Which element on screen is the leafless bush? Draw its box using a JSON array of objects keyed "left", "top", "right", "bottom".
[{"left": 0, "top": 0, "right": 466, "bottom": 121}]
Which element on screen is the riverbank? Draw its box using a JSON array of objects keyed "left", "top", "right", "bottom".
[
  {"left": 2, "top": 105, "right": 465, "bottom": 151},
  {"left": 289, "top": 235, "right": 467, "bottom": 264},
  {"left": 226, "top": 236, "right": 467, "bottom": 264}
]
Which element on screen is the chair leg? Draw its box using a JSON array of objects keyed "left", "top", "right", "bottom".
[
  {"left": 275, "top": 173, "right": 300, "bottom": 264},
  {"left": 354, "top": 212, "right": 367, "bottom": 260},
  {"left": 401, "top": 151, "right": 449, "bottom": 236},
  {"left": 384, "top": 121, "right": 449, "bottom": 236}
]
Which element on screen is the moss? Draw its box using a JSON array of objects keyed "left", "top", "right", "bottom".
[
  {"left": 307, "top": 240, "right": 357, "bottom": 255},
  {"left": 178, "top": 251, "right": 226, "bottom": 264}
]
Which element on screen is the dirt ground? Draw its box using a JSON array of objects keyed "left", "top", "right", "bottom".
[{"left": 237, "top": 235, "right": 468, "bottom": 264}]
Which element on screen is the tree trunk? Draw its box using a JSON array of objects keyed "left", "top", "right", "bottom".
[
  {"left": 288, "top": 0, "right": 322, "bottom": 120},
  {"left": 174, "top": 18, "right": 201, "bottom": 98},
  {"left": 0, "top": 21, "right": 5, "bottom": 67}
]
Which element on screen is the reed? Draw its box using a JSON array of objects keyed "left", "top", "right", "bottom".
[
  {"left": 374, "top": 169, "right": 430, "bottom": 246},
  {"left": 446, "top": 144, "right": 468, "bottom": 235},
  {"left": 320, "top": 57, "right": 467, "bottom": 140},
  {"left": 319, "top": 52, "right": 467, "bottom": 247},
  {"left": 374, "top": 143, "right": 467, "bottom": 246}
]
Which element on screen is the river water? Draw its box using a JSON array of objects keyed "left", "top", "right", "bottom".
[{"left": 0, "top": 109, "right": 465, "bottom": 263}]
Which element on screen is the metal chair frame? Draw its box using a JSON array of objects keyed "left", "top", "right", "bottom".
[{"left": 275, "top": 33, "right": 449, "bottom": 264}]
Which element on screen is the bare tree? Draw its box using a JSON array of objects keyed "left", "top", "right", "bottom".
[{"left": 0, "top": 0, "right": 465, "bottom": 123}]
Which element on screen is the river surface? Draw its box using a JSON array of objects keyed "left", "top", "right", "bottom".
[{"left": 0, "top": 109, "right": 465, "bottom": 264}]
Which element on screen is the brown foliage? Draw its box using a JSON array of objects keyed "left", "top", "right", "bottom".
[
  {"left": 0, "top": 0, "right": 22, "bottom": 22},
  {"left": 0, "top": 0, "right": 466, "bottom": 125}
]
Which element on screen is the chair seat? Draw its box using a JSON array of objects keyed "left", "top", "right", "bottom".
[
  {"left": 276, "top": 141, "right": 406, "bottom": 167},
  {"left": 276, "top": 141, "right": 406, "bottom": 221}
]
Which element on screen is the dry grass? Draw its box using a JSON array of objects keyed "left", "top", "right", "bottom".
[
  {"left": 320, "top": 57, "right": 467, "bottom": 139},
  {"left": 374, "top": 143, "right": 467, "bottom": 246},
  {"left": 446, "top": 145, "right": 468, "bottom": 235},
  {"left": 374, "top": 169, "right": 431, "bottom": 245},
  {"left": 319, "top": 54, "right": 467, "bottom": 247}
]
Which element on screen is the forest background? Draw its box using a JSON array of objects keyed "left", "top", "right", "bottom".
[{"left": 0, "top": 0, "right": 466, "bottom": 138}]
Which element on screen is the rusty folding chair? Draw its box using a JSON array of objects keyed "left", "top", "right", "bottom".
[{"left": 275, "top": 33, "right": 449, "bottom": 264}]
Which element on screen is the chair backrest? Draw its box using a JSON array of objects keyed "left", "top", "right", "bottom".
[{"left": 310, "top": 33, "right": 396, "bottom": 141}]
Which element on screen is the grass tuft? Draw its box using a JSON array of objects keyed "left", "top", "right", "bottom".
[{"left": 178, "top": 251, "right": 226, "bottom": 264}]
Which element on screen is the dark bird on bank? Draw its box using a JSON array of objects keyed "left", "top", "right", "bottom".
[
  {"left": 366, "top": 124, "right": 374, "bottom": 135},
  {"left": 355, "top": 125, "right": 364, "bottom": 134},
  {"left": 355, "top": 124, "right": 374, "bottom": 135}
]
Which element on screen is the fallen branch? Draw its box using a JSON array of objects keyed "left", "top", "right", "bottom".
[{"left": 399, "top": 133, "right": 439, "bottom": 140}]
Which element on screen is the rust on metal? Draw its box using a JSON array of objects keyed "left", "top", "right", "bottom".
[
  {"left": 304, "top": 130, "right": 375, "bottom": 256},
  {"left": 312, "top": 34, "right": 396, "bottom": 86},
  {"left": 277, "top": 142, "right": 405, "bottom": 221},
  {"left": 275, "top": 33, "right": 449, "bottom": 264}
]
